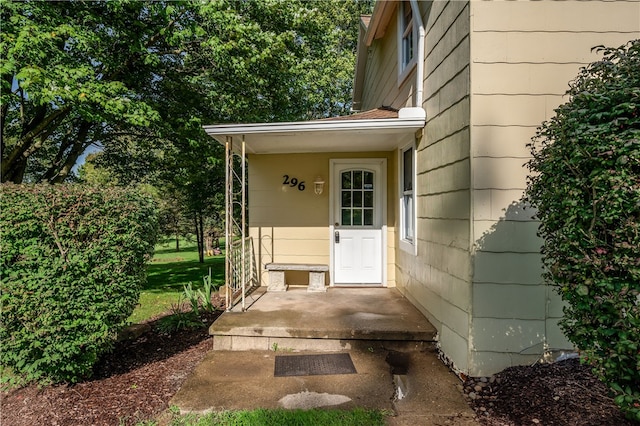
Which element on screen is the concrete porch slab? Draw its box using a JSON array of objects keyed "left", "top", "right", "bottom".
[{"left": 210, "top": 287, "right": 437, "bottom": 351}]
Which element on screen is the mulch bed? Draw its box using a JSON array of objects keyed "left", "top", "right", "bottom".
[
  {"left": 464, "top": 358, "right": 636, "bottom": 426},
  {"left": 1, "top": 311, "right": 220, "bottom": 426},
  {"left": 2, "top": 308, "right": 635, "bottom": 426}
]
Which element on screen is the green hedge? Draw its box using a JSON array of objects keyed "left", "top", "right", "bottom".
[
  {"left": 0, "top": 184, "right": 158, "bottom": 383},
  {"left": 526, "top": 40, "right": 640, "bottom": 420}
]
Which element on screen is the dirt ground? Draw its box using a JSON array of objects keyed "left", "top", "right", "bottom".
[{"left": 1, "top": 310, "right": 635, "bottom": 426}]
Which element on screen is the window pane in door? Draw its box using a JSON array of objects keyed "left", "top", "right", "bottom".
[
  {"left": 353, "top": 171, "right": 362, "bottom": 189},
  {"left": 342, "top": 209, "right": 351, "bottom": 226},
  {"left": 339, "top": 168, "right": 377, "bottom": 228},
  {"left": 342, "top": 191, "right": 351, "bottom": 207},
  {"left": 353, "top": 190, "right": 363, "bottom": 207},
  {"left": 364, "top": 172, "right": 373, "bottom": 189},
  {"left": 352, "top": 209, "right": 362, "bottom": 226},
  {"left": 364, "top": 191, "right": 373, "bottom": 207},
  {"left": 364, "top": 209, "right": 373, "bottom": 226},
  {"left": 342, "top": 171, "right": 351, "bottom": 189},
  {"left": 364, "top": 171, "right": 374, "bottom": 188}
]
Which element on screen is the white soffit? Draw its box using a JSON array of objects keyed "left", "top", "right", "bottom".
[{"left": 203, "top": 108, "right": 425, "bottom": 154}]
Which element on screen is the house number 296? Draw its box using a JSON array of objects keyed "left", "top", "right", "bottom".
[{"left": 282, "top": 175, "right": 305, "bottom": 191}]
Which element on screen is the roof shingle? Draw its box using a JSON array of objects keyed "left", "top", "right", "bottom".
[{"left": 320, "top": 106, "right": 399, "bottom": 121}]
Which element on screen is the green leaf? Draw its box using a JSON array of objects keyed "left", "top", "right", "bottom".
[{"left": 576, "top": 285, "right": 589, "bottom": 297}]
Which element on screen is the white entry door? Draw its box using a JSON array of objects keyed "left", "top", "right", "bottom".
[{"left": 332, "top": 160, "right": 386, "bottom": 285}]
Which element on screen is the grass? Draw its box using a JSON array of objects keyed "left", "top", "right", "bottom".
[
  {"left": 147, "top": 408, "right": 388, "bottom": 426},
  {"left": 129, "top": 238, "right": 225, "bottom": 324}
]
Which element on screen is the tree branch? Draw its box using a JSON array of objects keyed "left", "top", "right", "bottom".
[
  {"left": 1, "top": 74, "right": 12, "bottom": 145},
  {"left": 1, "top": 106, "right": 72, "bottom": 183},
  {"left": 47, "top": 120, "right": 93, "bottom": 183}
]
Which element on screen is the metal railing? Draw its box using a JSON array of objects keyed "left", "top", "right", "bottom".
[
  {"left": 224, "top": 135, "right": 258, "bottom": 311},
  {"left": 226, "top": 236, "right": 259, "bottom": 311}
]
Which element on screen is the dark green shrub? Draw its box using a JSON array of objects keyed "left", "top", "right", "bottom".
[
  {"left": 0, "top": 184, "right": 158, "bottom": 383},
  {"left": 526, "top": 40, "right": 640, "bottom": 420}
]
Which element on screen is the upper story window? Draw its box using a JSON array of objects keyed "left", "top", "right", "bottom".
[
  {"left": 398, "top": 1, "right": 417, "bottom": 84},
  {"left": 401, "top": 2, "right": 414, "bottom": 68}
]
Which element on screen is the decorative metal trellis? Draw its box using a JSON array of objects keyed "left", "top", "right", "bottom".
[{"left": 224, "top": 136, "right": 258, "bottom": 311}]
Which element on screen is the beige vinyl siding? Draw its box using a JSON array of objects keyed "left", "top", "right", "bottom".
[
  {"left": 352, "top": 0, "right": 638, "bottom": 378},
  {"left": 359, "top": 3, "right": 416, "bottom": 110},
  {"left": 248, "top": 152, "right": 396, "bottom": 287},
  {"left": 396, "top": 0, "right": 473, "bottom": 374},
  {"left": 472, "top": 0, "right": 640, "bottom": 33},
  {"left": 249, "top": 227, "right": 330, "bottom": 286},
  {"left": 468, "top": 0, "right": 640, "bottom": 376},
  {"left": 248, "top": 153, "right": 330, "bottom": 285}
]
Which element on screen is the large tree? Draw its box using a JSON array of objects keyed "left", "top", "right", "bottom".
[
  {"left": 2, "top": 0, "right": 371, "bottom": 184},
  {"left": 2, "top": 1, "right": 181, "bottom": 183},
  {"left": 3, "top": 0, "right": 372, "bottom": 261}
]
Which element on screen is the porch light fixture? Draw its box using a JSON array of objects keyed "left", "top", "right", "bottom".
[{"left": 314, "top": 176, "right": 325, "bottom": 195}]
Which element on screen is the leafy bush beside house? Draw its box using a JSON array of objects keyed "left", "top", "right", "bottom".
[
  {"left": 0, "top": 184, "right": 158, "bottom": 384},
  {"left": 526, "top": 40, "right": 640, "bottom": 420}
]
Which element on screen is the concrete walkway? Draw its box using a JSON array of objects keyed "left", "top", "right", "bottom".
[
  {"left": 170, "top": 345, "right": 478, "bottom": 425},
  {"left": 170, "top": 287, "right": 478, "bottom": 424}
]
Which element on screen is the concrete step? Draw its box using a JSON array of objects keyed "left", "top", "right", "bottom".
[
  {"left": 210, "top": 287, "right": 437, "bottom": 352},
  {"left": 212, "top": 334, "right": 433, "bottom": 352}
]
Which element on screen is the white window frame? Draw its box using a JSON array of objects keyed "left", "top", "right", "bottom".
[
  {"left": 397, "top": 1, "right": 417, "bottom": 86},
  {"left": 399, "top": 142, "right": 417, "bottom": 255}
]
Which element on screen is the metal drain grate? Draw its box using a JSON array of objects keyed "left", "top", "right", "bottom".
[{"left": 274, "top": 353, "right": 357, "bottom": 377}]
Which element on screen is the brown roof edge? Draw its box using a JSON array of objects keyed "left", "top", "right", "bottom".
[
  {"left": 365, "top": 1, "right": 397, "bottom": 46},
  {"left": 361, "top": 15, "right": 372, "bottom": 29},
  {"left": 320, "top": 106, "right": 399, "bottom": 121}
]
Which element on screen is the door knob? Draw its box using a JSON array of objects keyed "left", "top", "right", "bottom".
[{"left": 334, "top": 231, "right": 340, "bottom": 243}]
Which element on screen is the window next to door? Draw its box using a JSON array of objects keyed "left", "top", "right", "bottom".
[{"left": 400, "top": 144, "right": 416, "bottom": 255}]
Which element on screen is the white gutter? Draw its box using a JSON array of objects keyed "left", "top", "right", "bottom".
[
  {"left": 203, "top": 108, "right": 426, "bottom": 137},
  {"left": 410, "top": 0, "right": 425, "bottom": 107}
]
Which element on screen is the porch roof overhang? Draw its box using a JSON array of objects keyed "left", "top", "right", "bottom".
[{"left": 203, "top": 107, "right": 425, "bottom": 154}]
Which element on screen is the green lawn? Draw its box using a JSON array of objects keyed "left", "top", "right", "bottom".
[
  {"left": 157, "top": 407, "right": 387, "bottom": 426},
  {"left": 129, "top": 238, "right": 225, "bottom": 324}
]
